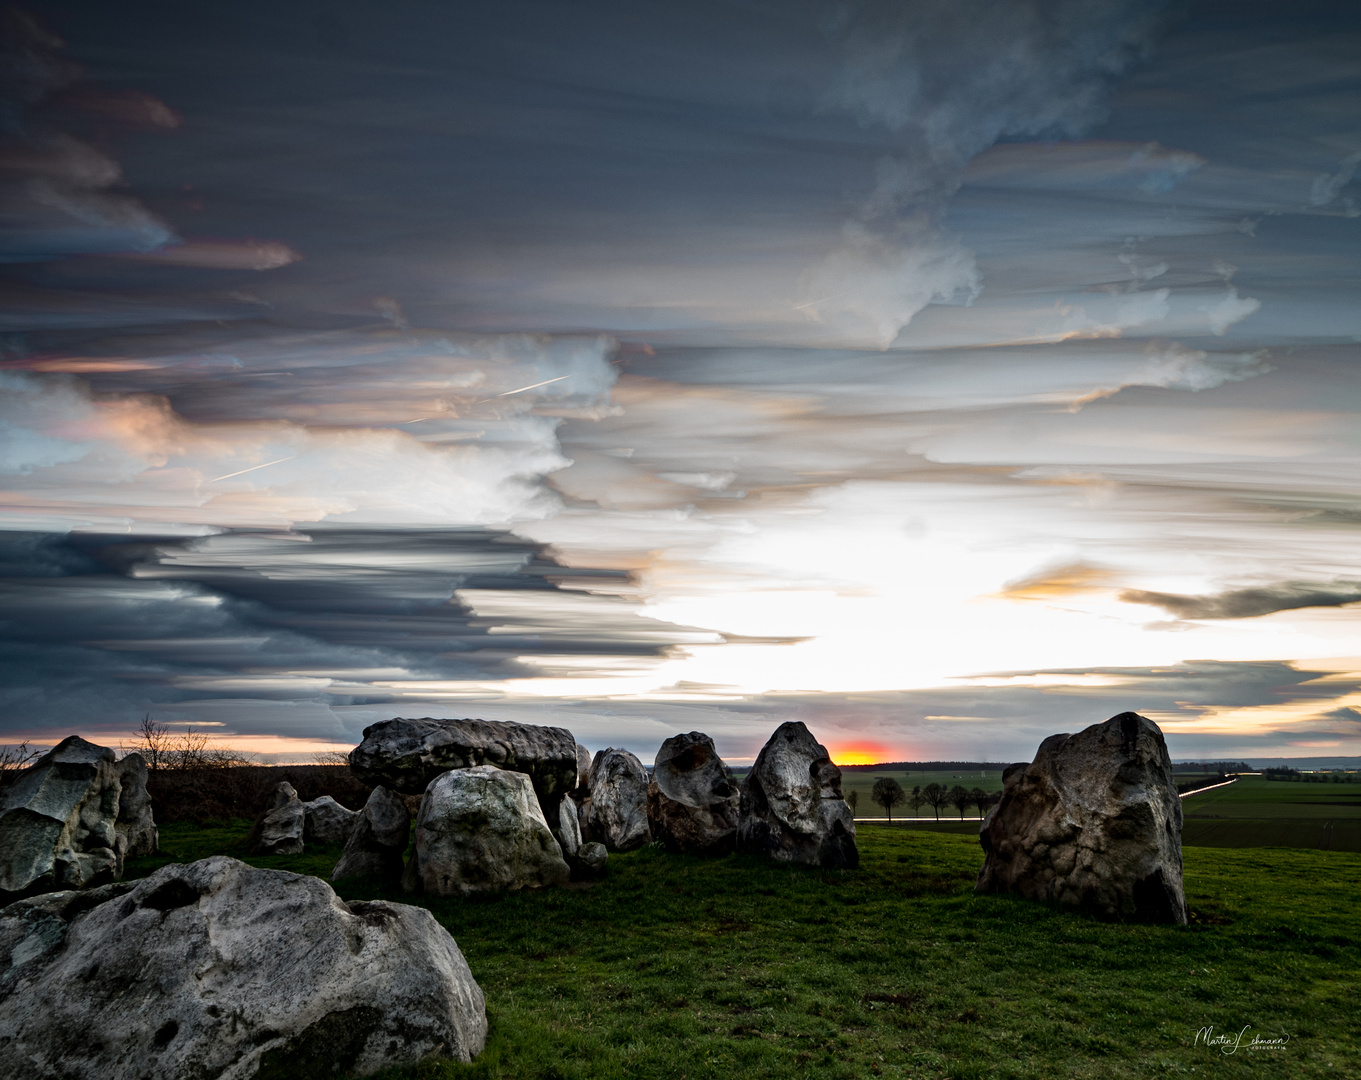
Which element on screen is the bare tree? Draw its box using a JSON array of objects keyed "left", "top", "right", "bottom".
[
  {"left": 871, "top": 777, "right": 905, "bottom": 823},
  {"left": 312, "top": 749, "right": 352, "bottom": 766},
  {"left": 0, "top": 741, "right": 39, "bottom": 794},
  {"left": 970, "top": 788, "right": 992, "bottom": 818},
  {"left": 921, "top": 782, "right": 947, "bottom": 820},
  {"left": 907, "top": 785, "right": 925, "bottom": 818},
  {"left": 845, "top": 788, "right": 859, "bottom": 817},
  {"left": 949, "top": 784, "right": 971, "bottom": 819},
  {"left": 124, "top": 717, "right": 252, "bottom": 770},
  {"left": 126, "top": 714, "right": 169, "bottom": 771}
]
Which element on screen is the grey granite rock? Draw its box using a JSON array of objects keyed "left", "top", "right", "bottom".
[
  {"left": 247, "top": 781, "right": 305, "bottom": 856},
  {"left": 737, "top": 722, "right": 858, "bottom": 870},
  {"left": 586, "top": 748, "right": 651, "bottom": 852},
  {"left": 0, "top": 736, "right": 158, "bottom": 903},
  {"left": 976, "top": 711, "right": 1187, "bottom": 923},
  {"left": 331, "top": 786, "right": 411, "bottom": 883},
  {"left": 647, "top": 732, "right": 739, "bottom": 856},
  {"left": 302, "top": 795, "right": 358, "bottom": 846},
  {"left": 0, "top": 857, "right": 486, "bottom": 1079},
  {"left": 349, "top": 718, "right": 579, "bottom": 813},
  {"left": 403, "top": 766, "right": 569, "bottom": 897}
]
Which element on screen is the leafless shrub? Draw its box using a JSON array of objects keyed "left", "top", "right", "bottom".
[
  {"left": 122, "top": 715, "right": 255, "bottom": 770},
  {"left": 312, "top": 749, "right": 353, "bottom": 766},
  {"left": 0, "top": 741, "right": 40, "bottom": 795}
]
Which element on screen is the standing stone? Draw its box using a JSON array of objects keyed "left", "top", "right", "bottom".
[
  {"left": 348, "top": 718, "right": 579, "bottom": 814},
  {"left": 976, "top": 711, "right": 1187, "bottom": 923},
  {"left": 332, "top": 786, "right": 411, "bottom": 883},
  {"left": 556, "top": 796, "right": 583, "bottom": 859},
  {"left": 403, "top": 766, "right": 569, "bottom": 897},
  {"left": 737, "top": 722, "right": 858, "bottom": 870},
  {"left": 574, "top": 743, "right": 592, "bottom": 792},
  {"left": 114, "top": 753, "right": 158, "bottom": 858},
  {"left": 303, "top": 795, "right": 359, "bottom": 846},
  {"left": 586, "top": 748, "right": 651, "bottom": 852},
  {"left": 647, "top": 732, "right": 739, "bottom": 856},
  {"left": 0, "top": 736, "right": 159, "bottom": 903},
  {"left": 0, "top": 857, "right": 486, "bottom": 1079},
  {"left": 247, "top": 782, "right": 305, "bottom": 856}
]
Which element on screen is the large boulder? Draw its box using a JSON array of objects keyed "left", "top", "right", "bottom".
[
  {"left": 586, "top": 748, "right": 651, "bottom": 852},
  {"left": 247, "top": 781, "right": 304, "bottom": 856},
  {"left": 349, "top": 717, "right": 579, "bottom": 812},
  {"left": 331, "top": 786, "right": 411, "bottom": 883},
  {"left": 975, "top": 711, "right": 1187, "bottom": 923},
  {"left": 0, "top": 857, "right": 486, "bottom": 1078},
  {"left": 403, "top": 766, "right": 570, "bottom": 896},
  {"left": 647, "top": 732, "right": 739, "bottom": 855},
  {"left": 0, "top": 737, "right": 158, "bottom": 903},
  {"left": 737, "top": 722, "right": 858, "bottom": 870},
  {"left": 303, "top": 795, "right": 359, "bottom": 846}
]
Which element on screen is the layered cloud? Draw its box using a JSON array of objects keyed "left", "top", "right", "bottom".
[{"left": 1121, "top": 581, "right": 1361, "bottom": 620}]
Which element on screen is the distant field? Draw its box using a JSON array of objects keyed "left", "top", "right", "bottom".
[{"left": 1180, "top": 775, "right": 1361, "bottom": 853}]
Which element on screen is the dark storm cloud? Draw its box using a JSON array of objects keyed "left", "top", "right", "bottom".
[
  {"left": 1120, "top": 581, "right": 1361, "bottom": 619},
  {"left": 0, "top": 9, "right": 175, "bottom": 263},
  {"left": 7, "top": 0, "right": 1176, "bottom": 347},
  {"left": 0, "top": 528, "right": 711, "bottom": 735}
]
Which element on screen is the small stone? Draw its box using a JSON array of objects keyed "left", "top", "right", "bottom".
[{"left": 247, "top": 782, "right": 304, "bottom": 856}]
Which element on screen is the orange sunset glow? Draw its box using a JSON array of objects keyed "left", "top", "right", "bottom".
[{"left": 830, "top": 742, "right": 894, "bottom": 766}]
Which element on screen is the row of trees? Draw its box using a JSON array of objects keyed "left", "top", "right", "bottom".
[
  {"left": 866, "top": 778, "right": 997, "bottom": 822},
  {"left": 1265, "top": 767, "right": 1357, "bottom": 783}
]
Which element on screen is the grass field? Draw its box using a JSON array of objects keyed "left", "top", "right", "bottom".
[
  {"left": 1180, "top": 776, "right": 1361, "bottom": 853},
  {"left": 125, "top": 822, "right": 1361, "bottom": 1080}
]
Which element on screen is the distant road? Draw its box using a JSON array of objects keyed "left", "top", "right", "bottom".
[{"left": 1178, "top": 778, "right": 1238, "bottom": 799}]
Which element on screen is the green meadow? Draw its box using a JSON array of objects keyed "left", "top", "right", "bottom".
[{"left": 126, "top": 820, "right": 1360, "bottom": 1080}]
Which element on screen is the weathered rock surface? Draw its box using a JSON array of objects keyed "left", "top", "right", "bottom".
[
  {"left": 349, "top": 718, "right": 580, "bottom": 813},
  {"left": 403, "top": 766, "right": 569, "bottom": 896},
  {"left": 976, "top": 711, "right": 1186, "bottom": 923},
  {"left": 332, "top": 786, "right": 411, "bottom": 883},
  {"left": 586, "top": 748, "right": 651, "bottom": 852},
  {"left": 0, "top": 856, "right": 486, "bottom": 1079},
  {"left": 247, "top": 781, "right": 304, "bottom": 856},
  {"left": 303, "top": 795, "right": 359, "bottom": 846},
  {"left": 647, "top": 732, "right": 739, "bottom": 855},
  {"left": 0, "top": 737, "right": 158, "bottom": 902},
  {"left": 737, "top": 722, "right": 858, "bottom": 869},
  {"left": 578, "top": 841, "right": 608, "bottom": 878},
  {"left": 574, "top": 743, "right": 592, "bottom": 792},
  {"left": 556, "top": 796, "right": 583, "bottom": 859},
  {"left": 114, "top": 753, "right": 158, "bottom": 858}
]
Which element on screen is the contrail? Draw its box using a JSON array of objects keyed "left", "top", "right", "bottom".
[
  {"left": 206, "top": 455, "right": 296, "bottom": 483},
  {"left": 491, "top": 374, "right": 571, "bottom": 398}
]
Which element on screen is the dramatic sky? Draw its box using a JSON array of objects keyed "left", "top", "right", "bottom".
[{"left": 4, "top": 0, "right": 1361, "bottom": 764}]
